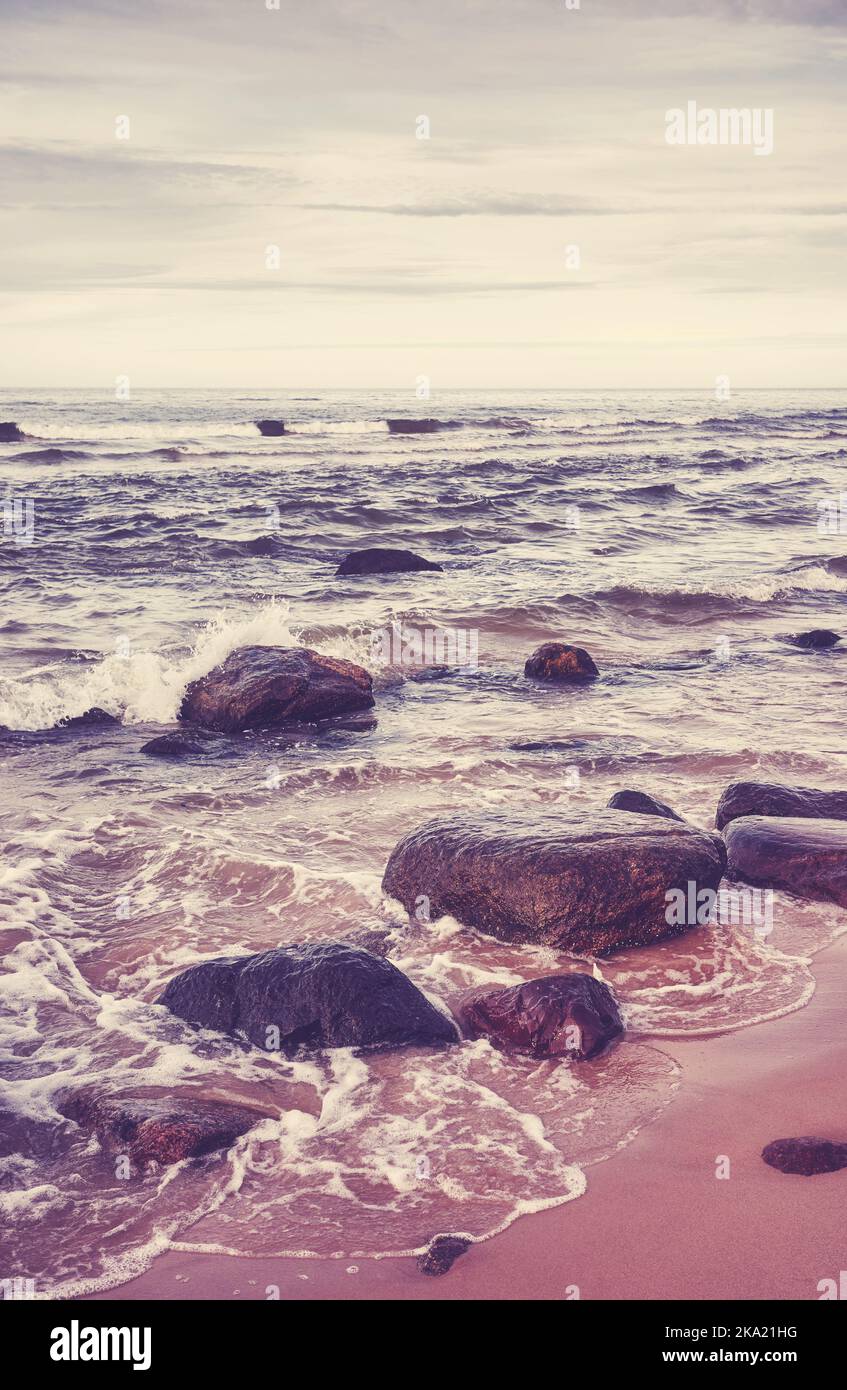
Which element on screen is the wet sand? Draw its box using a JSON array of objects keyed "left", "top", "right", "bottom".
[{"left": 87, "top": 933, "right": 847, "bottom": 1303}]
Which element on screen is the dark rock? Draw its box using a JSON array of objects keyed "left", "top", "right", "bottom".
[
  {"left": 335, "top": 548, "right": 443, "bottom": 577},
  {"left": 0, "top": 421, "right": 25, "bottom": 442},
  {"left": 54, "top": 707, "right": 120, "bottom": 730},
  {"left": 383, "top": 808, "right": 727, "bottom": 956},
  {"left": 141, "top": 733, "right": 208, "bottom": 758},
  {"left": 724, "top": 815, "right": 847, "bottom": 907},
  {"left": 825, "top": 557, "right": 847, "bottom": 576},
  {"left": 762, "top": 1137, "right": 847, "bottom": 1176},
  {"left": 524, "top": 642, "right": 599, "bottom": 682},
  {"left": 607, "top": 789, "right": 684, "bottom": 822},
  {"left": 460, "top": 973, "right": 623, "bottom": 1061},
  {"left": 158, "top": 942, "right": 458, "bottom": 1053},
  {"left": 59, "top": 1091, "right": 264, "bottom": 1168},
  {"left": 386, "top": 419, "right": 459, "bottom": 435},
  {"left": 178, "top": 645, "right": 374, "bottom": 733},
  {"left": 715, "top": 780, "right": 847, "bottom": 831},
  {"left": 783, "top": 629, "right": 841, "bottom": 649},
  {"left": 417, "top": 1235, "right": 471, "bottom": 1276},
  {"left": 255, "top": 419, "right": 285, "bottom": 436}
]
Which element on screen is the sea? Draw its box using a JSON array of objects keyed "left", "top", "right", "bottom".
[{"left": 1, "top": 386, "right": 846, "bottom": 1295}]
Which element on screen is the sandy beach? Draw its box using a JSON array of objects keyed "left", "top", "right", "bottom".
[{"left": 83, "top": 932, "right": 846, "bottom": 1303}]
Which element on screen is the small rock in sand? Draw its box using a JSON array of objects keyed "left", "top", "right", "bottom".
[
  {"left": 762, "top": 1137, "right": 847, "bottom": 1176},
  {"left": 416, "top": 1235, "right": 472, "bottom": 1276}
]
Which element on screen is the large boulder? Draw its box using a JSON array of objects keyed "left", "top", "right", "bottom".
[
  {"left": 724, "top": 815, "right": 847, "bottom": 906},
  {"left": 158, "top": 942, "right": 458, "bottom": 1052},
  {"left": 383, "top": 809, "right": 727, "bottom": 955},
  {"left": 460, "top": 973, "right": 623, "bottom": 1060},
  {"left": 524, "top": 642, "right": 599, "bottom": 682},
  {"left": 762, "top": 1137, "right": 847, "bottom": 1176},
  {"left": 607, "top": 789, "right": 684, "bottom": 822},
  {"left": 178, "top": 645, "right": 374, "bottom": 732},
  {"left": 716, "top": 780, "right": 847, "bottom": 831},
  {"left": 336, "top": 548, "right": 442, "bottom": 577},
  {"left": 59, "top": 1092, "right": 265, "bottom": 1168}
]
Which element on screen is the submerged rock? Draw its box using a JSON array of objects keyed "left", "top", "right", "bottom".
[
  {"left": 607, "top": 789, "right": 684, "bottom": 822},
  {"left": 460, "top": 973, "right": 624, "bottom": 1061},
  {"left": 335, "top": 548, "right": 442, "bottom": 577},
  {"left": 724, "top": 815, "right": 847, "bottom": 907},
  {"left": 0, "top": 1108, "right": 71, "bottom": 1160},
  {"left": 383, "top": 808, "right": 727, "bottom": 955},
  {"left": 255, "top": 419, "right": 285, "bottom": 436},
  {"left": 385, "top": 418, "right": 459, "bottom": 434},
  {"left": 417, "top": 1234, "right": 472, "bottom": 1276},
  {"left": 783, "top": 629, "right": 841, "bottom": 650},
  {"left": 0, "top": 421, "right": 25, "bottom": 442},
  {"left": 762, "top": 1137, "right": 847, "bottom": 1176},
  {"left": 54, "top": 707, "right": 120, "bottom": 730},
  {"left": 140, "top": 732, "right": 209, "bottom": 758},
  {"left": 716, "top": 780, "right": 847, "bottom": 831},
  {"left": 59, "top": 1092, "right": 264, "bottom": 1168},
  {"left": 158, "top": 942, "right": 458, "bottom": 1052},
  {"left": 524, "top": 642, "right": 599, "bottom": 682},
  {"left": 178, "top": 645, "right": 374, "bottom": 733}
]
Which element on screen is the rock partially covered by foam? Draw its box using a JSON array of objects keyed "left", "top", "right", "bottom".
[
  {"left": 255, "top": 419, "right": 285, "bottom": 435},
  {"left": 416, "top": 1235, "right": 471, "bottom": 1276},
  {"left": 0, "top": 421, "right": 25, "bottom": 442},
  {"left": 335, "top": 547, "right": 442, "bottom": 576},
  {"left": 383, "top": 808, "right": 727, "bottom": 955},
  {"left": 158, "top": 942, "right": 458, "bottom": 1053},
  {"left": 54, "top": 707, "right": 120, "bottom": 730},
  {"left": 59, "top": 1091, "right": 265, "bottom": 1168},
  {"left": 716, "top": 780, "right": 847, "bottom": 831},
  {"left": 178, "top": 645, "right": 374, "bottom": 732},
  {"left": 724, "top": 815, "right": 847, "bottom": 906},
  {"left": 524, "top": 642, "right": 599, "bottom": 682},
  {"left": 460, "top": 973, "right": 624, "bottom": 1060}
]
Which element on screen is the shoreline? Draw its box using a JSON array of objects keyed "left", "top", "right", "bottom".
[{"left": 85, "top": 932, "right": 847, "bottom": 1302}]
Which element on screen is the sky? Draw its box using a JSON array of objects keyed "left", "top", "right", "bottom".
[{"left": 1, "top": 0, "right": 845, "bottom": 389}]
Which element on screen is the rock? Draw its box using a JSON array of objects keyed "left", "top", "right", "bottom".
[
  {"left": 385, "top": 419, "right": 459, "bottom": 434},
  {"left": 607, "top": 789, "right": 684, "bottom": 822},
  {"left": 715, "top": 780, "right": 847, "bottom": 831},
  {"left": 762, "top": 1137, "right": 847, "bottom": 1176},
  {"left": 524, "top": 642, "right": 599, "bottom": 682},
  {"left": 158, "top": 942, "right": 458, "bottom": 1053},
  {"left": 54, "top": 707, "right": 120, "bottom": 730},
  {"left": 0, "top": 421, "right": 25, "bottom": 442},
  {"left": 335, "top": 548, "right": 442, "bottom": 577},
  {"left": 383, "top": 808, "right": 727, "bottom": 956},
  {"left": 783, "top": 629, "right": 841, "bottom": 649},
  {"left": 724, "top": 815, "right": 847, "bottom": 907},
  {"left": 460, "top": 973, "right": 624, "bottom": 1060},
  {"left": 255, "top": 419, "right": 285, "bottom": 436},
  {"left": 416, "top": 1235, "right": 471, "bottom": 1276},
  {"left": 178, "top": 645, "right": 374, "bottom": 733},
  {"left": 59, "top": 1092, "right": 264, "bottom": 1168},
  {"left": 141, "top": 733, "right": 208, "bottom": 758}
]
